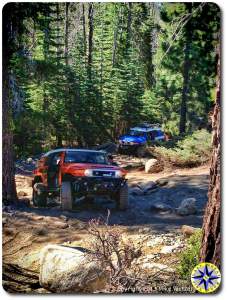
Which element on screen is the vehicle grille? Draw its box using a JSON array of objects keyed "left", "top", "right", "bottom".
[{"left": 92, "top": 170, "right": 115, "bottom": 177}]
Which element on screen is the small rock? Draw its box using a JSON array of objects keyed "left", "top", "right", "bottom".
[
  {"left": 17, "top": 191, "right": 28, "bottom": 197},
  {"left": 32, "top": 215, "right": 44, "bottom": 221},
  {"left": 141, "top": 262, "right": 174, "bottom": 273},
  {"left": 34, "top": 288, "right": 51, "bottom": 294},
  {"left": 176, "top": 198, "right": 197, "bottom": 216},
  {"left": 181, "top": 225, "right": 198, "bottom": 237},
  {"left": 60, "top": 215, "right": 68, "bottom": 222},
  {"left": 145, "top": 159, "right": 162, "bottom": 173},
  {"left": 138, "top": 227, "right": 151, "bottom": 234},
  {"left": 2, "top": 217, "right": 7, "bottom": 225},
  {"left": 147, "top": 237, "right": 163, "bottom": 247},
  {"left": 53, "top": 221, "right": 69, "bottom": 229},
  {"left": 144, "top": 254, "right": 156, "bottom": 260},
  {"left": 140, "top": 181, "right": 157, "bottom": 194},
  {"left": 150, "top": 203, "right": 173, "bottom": 213},
  {"left": 160, "top": 244, "right": 179, "bottom": 254},
  {"left": 156, "top": 178, "right": 169, "bottom": 186},
  {"left": 26, "top": 157, "right": 33, "bottom": 164},
  {"left": 130, "top": 187, "right": 144, "bottom": 196}
]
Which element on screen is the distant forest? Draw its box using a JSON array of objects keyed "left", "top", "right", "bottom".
[{"left": 3, "top": 2, "right": 220, "bottom": 156}]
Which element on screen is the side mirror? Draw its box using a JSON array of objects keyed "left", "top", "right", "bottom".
[
  {"left": 107, "top": 155, "right": 118, "bottom": 166},
  {"left": 53, "top": 158, "right": 60, "bottom": 166},
  {"left": 108, "top": 155, "right": 113, "bottom": 161}
]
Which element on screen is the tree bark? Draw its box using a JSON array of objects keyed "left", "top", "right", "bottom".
[
  {"left": 126, "top": 2, "right": 132, "bottom": 49},
  {"left": 112, "top": 12, "right": 119, "bottom": 67},
  {"left": 2, "top": 4, "right": 18, "bottom": 203},
  {"left": 179, "top": 41, "right": 190, "bottom": 134},
  {"left": 87, "top": 3, "right": 94, "bottom": 80},
  {"left": 64, "top": 2, "right": 69, "bottom": 66},
  {"left": 179, "top": 4, "right": 192, "bottom": 134},
  {"left": 82, "top": 3, "right": 87, "bottom": 61},
  {"left": 199, "top": 45, "right": 221, "bottom": 269}
]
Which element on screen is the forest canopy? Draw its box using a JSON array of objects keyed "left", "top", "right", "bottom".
[{"left": 4, "top": 2, "right": 220, "bottom": 157}]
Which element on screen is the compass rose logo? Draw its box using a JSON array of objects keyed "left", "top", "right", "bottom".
[{"left": 191, "top": 262, "right": 221, "bottom": 293}]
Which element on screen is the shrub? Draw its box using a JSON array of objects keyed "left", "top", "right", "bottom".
[
  {"left": 153, "top": 129, "right": 212, "bottom": 167},
  {"left": 86, "top": 211, "right": 142, "bottom": 292},
  {"left": 177, "top": 229, "right": 202, "bottom": 280}
]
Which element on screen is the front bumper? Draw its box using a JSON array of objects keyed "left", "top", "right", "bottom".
[
  {"left": 72, "top": 177, "right": 126, "bottom": 196},
  {"left": 119, "top": 143, "right": 142, "bottom": 151}
]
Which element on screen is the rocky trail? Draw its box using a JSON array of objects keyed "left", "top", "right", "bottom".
[{"left": 3, "top": 155, "right": 210, "bottom": 293}]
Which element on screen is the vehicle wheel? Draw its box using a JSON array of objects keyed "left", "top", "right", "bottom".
[
  {"left": 61, "top": 181, "right": 73, "bottom": 210},
  {"left": 136, "top": 146, "right": 146, "bottom": 158},
  {"left": 116, "top": 183, "right": 129, "bottom": 210},
  {"left": 117, "top": 145, "right": 125, "bottom": 155},
  {"left": 32, "top": 188, "right": 47, "bottom": 207},
  {"left": 84, "top": 196, "right": 94, "bottom": 203}
]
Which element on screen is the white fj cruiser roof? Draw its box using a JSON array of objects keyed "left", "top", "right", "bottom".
[
  {"left": 130, "top": 123, "right": 162, "bottom": 132},
  {"left": 44, "top": 148, "right": 106, "bottom": 156}
]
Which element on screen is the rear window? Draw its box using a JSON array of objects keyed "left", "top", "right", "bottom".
[
  {"left": 130, "top": 130, "right": 146, "bottom": 137},
  {"left": 64, "top": 151, "right": 108, "bottom": 165}
]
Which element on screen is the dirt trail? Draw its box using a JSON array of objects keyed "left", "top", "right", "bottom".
[{"left": 2, "top": 164, "right": 209, "bottom": 293}]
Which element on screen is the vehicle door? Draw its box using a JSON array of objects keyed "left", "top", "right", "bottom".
[
  {"left": 155, "top": 130, "right": 165, "bottom": 141},
  {"left": 36, "top": 156, "right": 49, "bottom": 186},
  {"left": 47, "top": 152, "right": 62, "bottom": 188},
  {"left": 149, "top": 130, "right": 156, "bottom": 141}
]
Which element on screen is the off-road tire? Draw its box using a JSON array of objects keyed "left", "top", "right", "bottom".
[
  {"left": 136, "top": 146, "right": 146, "bottom": 158},
  {"left": 116, "top": 183, "right": 129, "bottom": 210},
  {"left": 32, "top": 188, "right": 47, "bottom": 207},
  {"left": 84, "top": 196, "right": 95, "bottom": 203},
  {"left": 61, "top": 181, "right": 73, "bottom": 210},
  {"left": 117, "top": 145, "right": 124, "bottom": 155}
]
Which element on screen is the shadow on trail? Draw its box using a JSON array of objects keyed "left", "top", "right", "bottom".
[{"left": 11, "top": 174, "right": 209, "bottom": 233}]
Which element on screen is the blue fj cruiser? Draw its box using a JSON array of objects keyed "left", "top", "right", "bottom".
[{"left": 118, "top": 123, "right": 165, "bottom": 156}]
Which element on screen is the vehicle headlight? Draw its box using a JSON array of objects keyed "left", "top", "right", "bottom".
[
  {"left": 84, "top": 169, "right": 93, "bottom": 177},
  {"left": 115, "top": 170, "right": 123, "bottom": 178}
]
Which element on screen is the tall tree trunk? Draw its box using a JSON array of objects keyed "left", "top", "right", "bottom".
[
  {"left": 126, "top": 2, "right": 132, "bottom": 49},
  {"left": 2, "top": 4, "right": 17, "bottom": 203},
  {"left": 87, "top": 3, "right": 94, "bottom": 80},
  {"left": 42, "top": 12, "right": 50, "bottom": 138},
  {"left": 56, "top": 3, "right": 61, "bottom": 62},
  {"left": 64, "top": 2, "right": 69, "bottom": 66},
  {"left": 179, "top": 4, "right": 192, "bottom": 134},
  {"left": 112, "top": 12, "right": 119, "bottom": 67},
  {"left": 82, "top": 3, "right": 87, "bottom": 62},
  {"left": 200, "top": 45, "right": 220, "bottom": 269},
  {"left": 138, "top": 3, "right": 155, "bottom": 89},
  {"left": 179, "top": 40, "right": 190, "bottom": 134}
]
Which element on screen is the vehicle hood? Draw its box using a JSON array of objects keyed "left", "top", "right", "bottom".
[
  {"left": 119, "top": 134, "right": 146, "bottom": 144},
  {"left": 62, "top": 163, "right": 121, "bottom": 171}
]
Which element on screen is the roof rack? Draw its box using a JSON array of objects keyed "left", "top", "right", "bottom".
[{"left": 137, "top": 122, "right": 161, "bottom": 128}]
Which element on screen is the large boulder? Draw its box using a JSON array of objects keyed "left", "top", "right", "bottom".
[
  {"left": 39, "top": 245, "right": 108, "bottom": 293},
  {"left": 145, "top": 159, "right": 162, "bottom": 173},
  {"left": 176, "top": 198, "right": 197, "bottom": 216}
]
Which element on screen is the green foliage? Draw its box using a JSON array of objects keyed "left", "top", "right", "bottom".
[
  {"left": 177, "top": 229, "right": 202, "bottom": 280},
  {"left": 154, "top": 129, "right": 212, "bottom": 167},
  {"left": 8, "top": 3, "right": 219, "bottom": 157}
]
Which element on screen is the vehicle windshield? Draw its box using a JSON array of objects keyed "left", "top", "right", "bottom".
[
  {"left": 129, "top": 130, "right": 146, "bottom": 137},
  {"left": 64, "top": 151, "right": 108, "bottom": 165}
]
